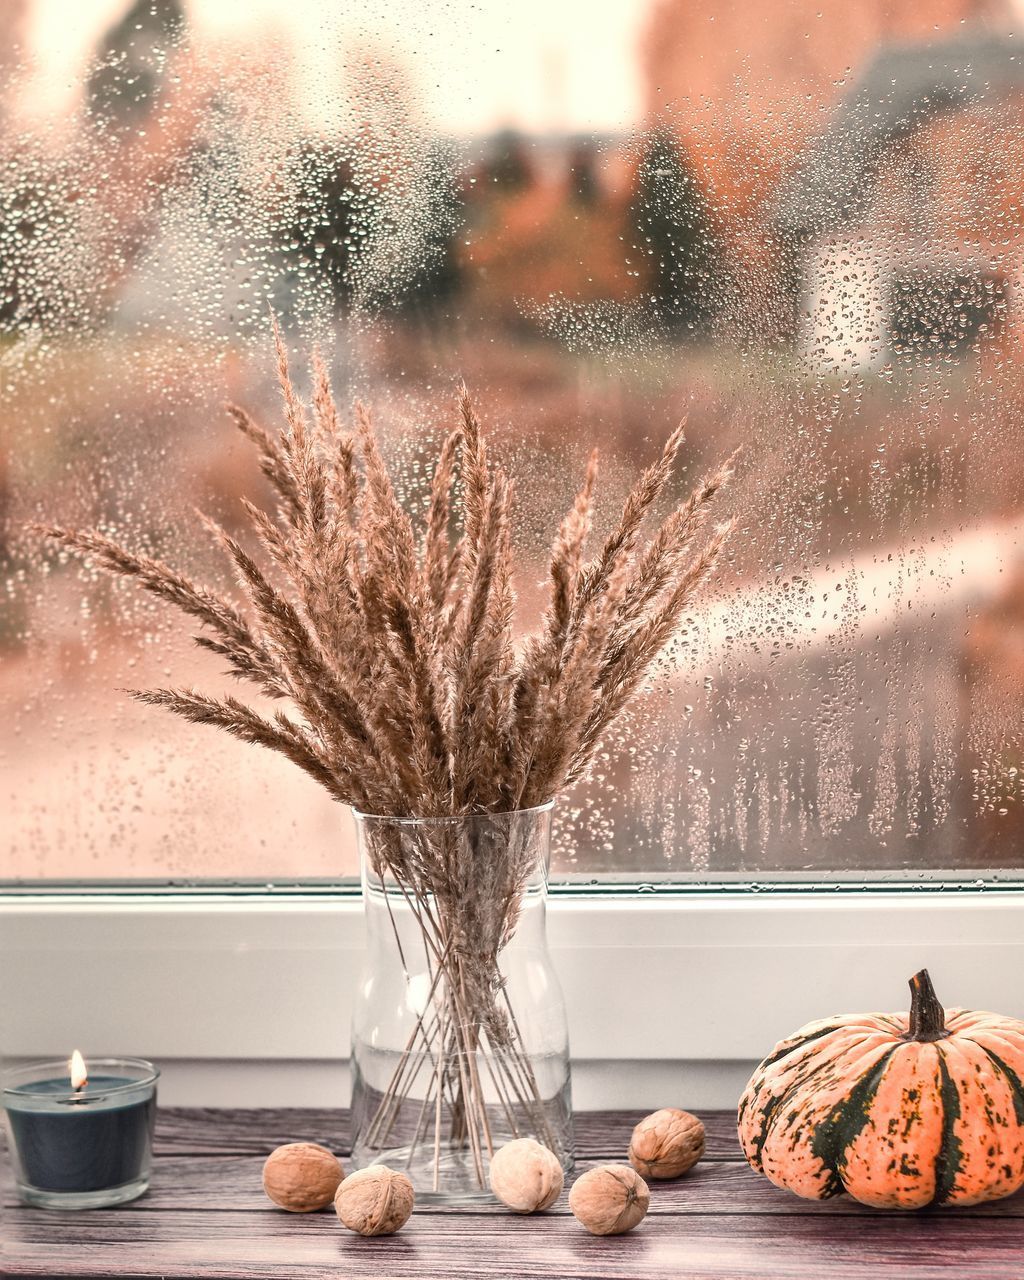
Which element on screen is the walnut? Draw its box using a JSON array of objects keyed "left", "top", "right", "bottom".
[
  {"left": 568, "top": 1163, "right": 650, "bottom": 1235},
  {"left": 628, "top": 1108, "right": 705, "bottom": 1179},
  {"left": 488, "top": 1137, "right": 564, "bottom": 1212},
  {"left": 262, "top": 1142, "right": 343, "bottom": 1212},
  {"left": 334, "top": 1165, "right": 415, "bottom": 1236}
]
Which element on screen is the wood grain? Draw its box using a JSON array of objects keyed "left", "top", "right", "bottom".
[
  {"left": 5, "top": 1109, "right": 1023, "bottom": 1280},
  {"left": 8, "top": 1207, "right": 1024, "bottom": 1280},
  {"left": 16, "top": 1152, "right": 1021, "bottom": 1219}
]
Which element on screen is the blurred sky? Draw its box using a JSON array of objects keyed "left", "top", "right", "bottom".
[{"left": 27, "top": 0, "right": 653, "bottom": 134}]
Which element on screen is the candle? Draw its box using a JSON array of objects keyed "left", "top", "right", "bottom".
[{"left": 1, "top": 1053, "right": 159, "bottom": 1209}]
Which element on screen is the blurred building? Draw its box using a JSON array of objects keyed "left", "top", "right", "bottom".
[
  {"left": 782, "top": 34, "right": 1024, "bottom": 372},
  {"left": 641, "top": 0, "right": 1024, "bottom": 363}
]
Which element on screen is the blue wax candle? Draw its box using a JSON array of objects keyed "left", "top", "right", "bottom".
[{"left": 1, "top": 1057, "right": 159, "bottom": 1209}]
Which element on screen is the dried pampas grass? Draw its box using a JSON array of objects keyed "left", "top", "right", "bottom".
[{"left": 40, "top": 329, "right": 736, "bottom": 822}]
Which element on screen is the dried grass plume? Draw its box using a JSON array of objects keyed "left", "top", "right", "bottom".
[{"left": 38, "top": 331, "right": 737, "bottom": 820}]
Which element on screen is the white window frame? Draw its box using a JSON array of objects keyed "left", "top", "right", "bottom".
[{"left": 3, "top": 887, "right": 1023, "bottom": 1110}]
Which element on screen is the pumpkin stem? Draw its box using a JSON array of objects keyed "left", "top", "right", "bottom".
[{"left": 907, "top": 969, "right": 948, "bottom": 1042}]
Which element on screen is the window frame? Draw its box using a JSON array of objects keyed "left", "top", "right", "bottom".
[{"left": 4, "top": 885, "right": 1023, "bottom": 1109}]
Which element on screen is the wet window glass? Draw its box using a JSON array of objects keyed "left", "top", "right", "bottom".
[{"left": 3, "top": 0, "right": 1023, "bottom": 882}]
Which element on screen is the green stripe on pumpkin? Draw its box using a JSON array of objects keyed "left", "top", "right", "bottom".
[
  {"left": 755, "top": 1023, "right": 848, "bottom": 1072},
  {"left": 810, "top": 1048, "right": 896, "bottom": 1196},
  {"left": 981, "top": 1048, "right": 1024, "bottom": 1126},
  {"left": 742, "top": 1089, "right": 788, "bottom": 1171},
  {"left": 743, "top": 1030, "right": 857, "bottom": 1172},
  {"left": 932, "top": 1047, "right": 964, "bottom": 1206}
]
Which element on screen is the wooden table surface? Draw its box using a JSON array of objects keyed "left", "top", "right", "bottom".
[{"left": 4, "top": 1107, "right": 1023, "bottom": 1278}]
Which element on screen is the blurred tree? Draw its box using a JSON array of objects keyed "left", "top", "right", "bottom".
[
  {"left": 281, "top": 140, "right": 464, "bottom": 322},
  {"left": 88, "top": 0, "right": 185, "bottom": 129},
  {"left": 280, "top": 142, "right": 365, "bottom": 315},
  {"left": 568, "top": 141, "right": 600, "bottom": 207},
  {"left": 0, "top": 0, "right": 29, "bottom": 132},
  {"left": 629, "top": 129, "right": 722, "bottom": 339},
  {"left": 383, "top": 144, "right": 464, "bottom": 320},
  {"left": 482, "top": 129, "right": 534, "bottom": 191},
  {"left": 0, "top": 180, "right": 50, "bottom": 331},
  {"left": 0, "top": 2, "right": 38, "bottom": 332}
]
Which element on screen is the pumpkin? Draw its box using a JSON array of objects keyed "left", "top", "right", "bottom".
[{"left": 737, "top": 969, "right": 1024, "bottom": 1209}]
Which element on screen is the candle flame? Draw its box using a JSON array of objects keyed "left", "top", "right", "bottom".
[{"left": 68, "top": 1049, "right": 87, "bottom": 1090}]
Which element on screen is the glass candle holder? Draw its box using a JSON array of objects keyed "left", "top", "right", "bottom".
[{"left": 1, "top": 1058, "right": 159, "bottom": 1209}]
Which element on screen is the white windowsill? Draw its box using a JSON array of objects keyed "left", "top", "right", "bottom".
[{"left": 3, "top": 890, "right": 1022, "bottom": 1109}]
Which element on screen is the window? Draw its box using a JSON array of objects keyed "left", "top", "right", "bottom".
[
  {"left": 2, "top": 1, "right": 1021, "bottom": 889},
  {"left": 4, "top": 4, "right": 1024, "bottom": 886},
  {"left": 4, "top": 2, "right": 1024, "bottom": 1106}
]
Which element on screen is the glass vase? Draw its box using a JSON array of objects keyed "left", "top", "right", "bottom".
[{"left": 348, "top": 802, "right": 574, "bottom": 1202}]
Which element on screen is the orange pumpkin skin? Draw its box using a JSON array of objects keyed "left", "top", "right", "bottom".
[{"left": 738, "top": 971, "right": 1024, "bottom": 1209}]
